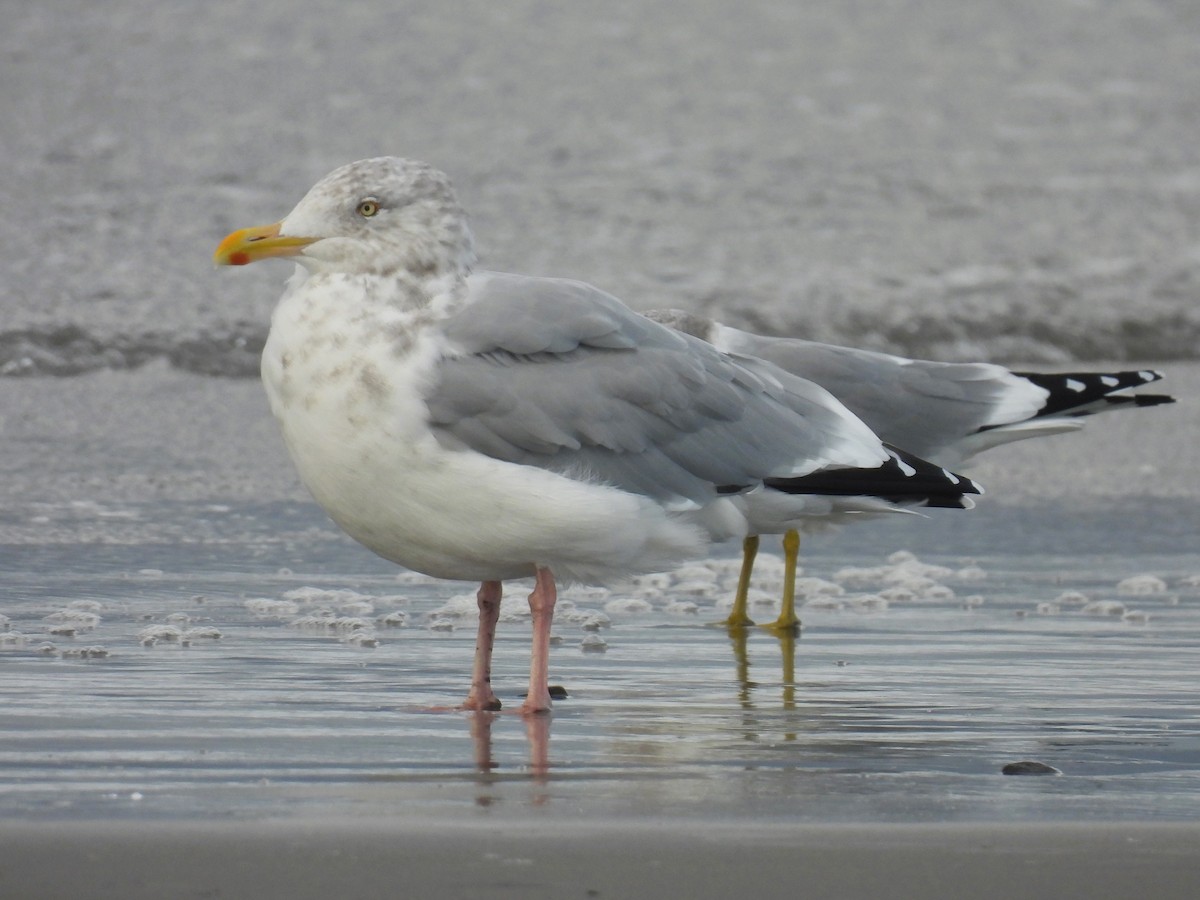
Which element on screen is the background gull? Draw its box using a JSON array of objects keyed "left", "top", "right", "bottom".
[
  {"left": 646, "top": 308, "right": 1176, "bottom": 629},
  {"left": 213, "top": 156, "right": 978, "bottom": 714}
]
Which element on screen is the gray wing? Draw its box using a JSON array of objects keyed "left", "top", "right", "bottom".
[
  {"left": 647, "top": 311, "right": 1047, "bottom": 464},
  {"left": 425, "top": 273, "right": 886, "bottom": 509}
]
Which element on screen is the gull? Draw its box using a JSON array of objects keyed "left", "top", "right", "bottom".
[
  {"left": 213, "top": 157, "right": 978, "bottom": 713},
  {"left": 646, "top": 309, "right": 1175, "bottom": 629}
]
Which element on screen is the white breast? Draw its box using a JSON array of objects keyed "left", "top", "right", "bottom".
[{"left": 260, "top": 270, "right": 711, "bottom": 584}]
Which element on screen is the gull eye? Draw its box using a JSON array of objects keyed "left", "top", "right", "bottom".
[{"left": 356, "top": 198, "right": 380, "bottom": 218}]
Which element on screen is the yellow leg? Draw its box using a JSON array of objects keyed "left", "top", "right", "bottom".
[
  {"left": 722, "top": 535, "right": 759, "bottom": 628},
  {"left": 766, "top": 529, "right": 802, "bottom": 633}
]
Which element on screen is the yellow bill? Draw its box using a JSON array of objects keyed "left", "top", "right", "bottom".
[{"left": 213, "top": 222, "right": 317, "bottom": 266}]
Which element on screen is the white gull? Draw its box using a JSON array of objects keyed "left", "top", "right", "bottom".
[
  {"left": 646, "top": 308, "right": 1175, "bottom": 629},
  {"left": 214, "top": 157, "right": 978, "bottom": 712}
]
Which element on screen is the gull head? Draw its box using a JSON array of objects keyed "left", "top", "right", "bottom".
[{"left": 214, "top": 157, "right": 476, "bottom": 279}]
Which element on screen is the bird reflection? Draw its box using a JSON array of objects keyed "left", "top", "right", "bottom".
[
  {"left": 727, "top": 624, "right": 799, "bottom": 713},
  {"left": 466, "top": 708, "right": 551, "bottom": 807},
  {"left": 468, "top": 710, "right": 500, "bottom": 773}
]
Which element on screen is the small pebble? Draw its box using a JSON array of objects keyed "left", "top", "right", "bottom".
[
  {"left": 520, "top": 685, "right": 569, "bottom": 700},
  {"left": 1002, "top": 760, "right": 1062, "bottom": 776}
]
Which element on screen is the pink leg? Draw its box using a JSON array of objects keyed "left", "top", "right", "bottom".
[
  {"left": 521, "top": 567, "right": 557, "bottom": 715},
  {"left": 463, "top": 580, "right": 502, "bottom": 711}
]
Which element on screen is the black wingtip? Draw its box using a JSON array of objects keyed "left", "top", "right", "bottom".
[
  {"left": 1014, "top": 370, "right": 1173, "bottom": 418},
  {"left": 1123, "top": 393, "right": 1175, "bottom": 409},
  {"left": 765, "top": 445, "right": 981, "bottom": 507}
]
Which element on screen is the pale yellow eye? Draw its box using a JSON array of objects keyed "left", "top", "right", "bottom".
[{"left": 356, "top": 198, "right": 380, "bottom": 218}]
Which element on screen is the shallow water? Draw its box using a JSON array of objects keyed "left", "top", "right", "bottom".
[{"left": 3, "top": 498, "right": 1198, "bottom": 824}]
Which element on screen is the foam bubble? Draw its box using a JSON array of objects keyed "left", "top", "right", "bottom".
[
  {"left": 664, "top": 600, "right": 699, "bottom": 615},
  {"left": 1117, "top": 575, "right": 1168, "bottom": 595},
  {"left": 794, "top": 577, "right": 844, "bottom": 598},
  {"left": 245, "top": 597, "right": 300, "bottom": 618},
  {"left": 580, "top": 634, "right": 608, "bottom": 652},
  {"left": 44, "top": 610, "right": 101, "bottom": 629},
  {"left": 138, "top": 624, "right": 183, "bottom": 645},
  {"left": 604, "top": 597, "right": 653, "bottom": 616},
  {"left": 1055, "top": 590, "right": 1090, "bottom": 606},
  {"left": 1082, "top": 600, "right": 1126, "bottom": 616},
  {"left": 955, "top": 564, "right": 988, "bottom": 582}
]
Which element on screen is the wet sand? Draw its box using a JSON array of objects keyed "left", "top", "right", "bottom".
[{"left": 3, "top": 819, "right": 1198, "bottom": 900}]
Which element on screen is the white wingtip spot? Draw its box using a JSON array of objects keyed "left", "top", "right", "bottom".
[
  {"left": 1100, "top": 375, "right": 1119, "bottom": 388},
  {"left": 887, "top": 448, "right": 917, "bottom": 477},
  {"left": 1138, "top": 370, "right": 1158, "bottom": 382},
  {"left": 941, "top": 468, "right": 960, "bottom": 485},
  {"left": 1066, "top": 378, "right": 1086, "bottom": 392}
]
